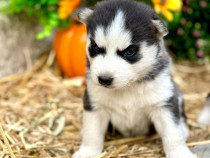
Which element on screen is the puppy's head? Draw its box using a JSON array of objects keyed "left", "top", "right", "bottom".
[{"left": 78, "top": 0, "right": 168, "bottom": 88}]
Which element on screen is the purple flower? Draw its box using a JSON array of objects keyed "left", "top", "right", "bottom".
[
  {"left": 193, "top": 30, "right": 200, "bottom": 37},
  {"left": 177, "top": 28, "right": 184, "bottom": 35},
  {"left": 200, "top": 1, "right": 207, "bottom": 8},
  {"left": 196, "top": 50, "right": 204, "bottom": 58},
  {"left": 183, "top": 5, "right": 188, "bottom": 12}
]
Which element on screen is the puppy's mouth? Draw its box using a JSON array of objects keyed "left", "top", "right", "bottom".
[
  {"left": 101, "top": 85, "right": 115, "bottom": 88},
  {"left": 97, "top": 81, "right": 115, "bottom": 89}
]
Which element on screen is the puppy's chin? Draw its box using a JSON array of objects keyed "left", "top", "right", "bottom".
[
  {"left": 97, "top": 78, "right": 134, "bottom": 90},
  {"left": 99, "top": 84, "right": 130, "bottom": 90},
  {"left": 112, "top": 81, "right": 133, "bottom": 90}
]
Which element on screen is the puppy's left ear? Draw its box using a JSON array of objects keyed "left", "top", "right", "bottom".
[
  {"left": 78, "top": 8, "right": 94, "bottom": 24},
  {"left": 151, "top": 14, "right": 168, "bottom": 39}
]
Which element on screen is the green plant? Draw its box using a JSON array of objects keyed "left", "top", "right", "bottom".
[
  {"left": 1, "top": 0, "right": 70, "bottom": 39},
  {"left": 166, "top": 0, "right": 210, "bottom": 62}
]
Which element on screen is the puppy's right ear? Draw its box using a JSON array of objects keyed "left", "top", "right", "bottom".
[
  {"left": 78, "top": 8, "right": 94, "bottom": 24},
  {"left": 151, "top": 14, "right": 168, "bottom": 39}
]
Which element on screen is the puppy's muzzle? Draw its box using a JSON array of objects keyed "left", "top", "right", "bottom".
[{"left": 98, "top": 76, "right": 113, "bottom": 87}]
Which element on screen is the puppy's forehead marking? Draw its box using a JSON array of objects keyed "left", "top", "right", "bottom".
[
  {"left": 107, "top": 10, "right": 132, "bottom": 51},
  {"left": 94, "top": 10, "right": 132, "bottom": 52},
  {"left": 94, "top": 26, "right": 106, "bottom": 47}
]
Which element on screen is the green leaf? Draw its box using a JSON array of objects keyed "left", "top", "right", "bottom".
[
  {"left": 48, "top": 0, "right": 58, "bottom": 5},
  {"left": 172, "top": 11, "right": 182, "bottom": 25},
  {"left": 49, "top": 19, "right": 59, "bottom": 26},
  {"left": 40, "top": 0, "right": 48, "bottom": 5},
  {"left": 27, "top": 6, "right": 34, "bottom": 16},
  {"left": 36, "top": 32, "right": 46, "bottom": 40},
  {"left": 49, "top": 11, "right": 58, "bottom": 19}
]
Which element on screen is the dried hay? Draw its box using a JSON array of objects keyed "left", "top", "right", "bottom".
[{"left": 0, "top": 54, "right": 210, "bottom": 158}]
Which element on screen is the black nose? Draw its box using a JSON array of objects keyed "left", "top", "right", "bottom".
[{"left": 98, "top": 76, "right": 113, "bottom": 86}]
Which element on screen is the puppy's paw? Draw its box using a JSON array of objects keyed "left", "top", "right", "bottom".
[
  {"left": 72, "top": 148, "right": 101, "bottom": 158},
  {"left": 166, "top": 147, "right": 197, "bottom": 158}
]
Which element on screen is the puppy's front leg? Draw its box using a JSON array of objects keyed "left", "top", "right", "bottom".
[
  {"left": 149, "top": 107, "right": 196, "bottom": 158},
  {"left": 72, "top": 109, "right": 109, "bottom": 158}
]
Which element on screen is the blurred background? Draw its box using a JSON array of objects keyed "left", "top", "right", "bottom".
[{"left": 0, "top": 0, "right": 209, "bottom": 78}]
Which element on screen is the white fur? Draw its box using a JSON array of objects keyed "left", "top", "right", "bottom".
[
  {"left": 88, "top": 68, "right": 173, "bottom": 136},
  {"left": 93, "top": 11, "right": 132, "bottom": 51},
  {"left": 152, "top": 20, "right": 168, "bottom": 38},
  {"left": 87, "top": 10, "right": 133, "bottom": 88},
  {"left": 106, "top": 11, "right": 132, "bottom": 51},
  {"left": 198, "top": 98, "right": 210, "bottom": 125},
  {"left": 79, "top": 8, "right": 94, "bottom": 24},
  {"left": 72, "top": 110, "right": 109, "bottom": 158},
  {"left": 89, "top": 42, "right": 158, "bottom": 89},
  {"left": 73, "top": 71, "right": 195, "bottom": 158},
  {"left": 86, "top": 10, "right": 131, "bottom": 81},
  {"left": 87, "top": 11, "right": 158, "bottom": 89},
  {"left": 149, "top": 107, "right": 195, "bottom": 158}
]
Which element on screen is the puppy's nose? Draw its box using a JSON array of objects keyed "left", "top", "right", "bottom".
[{"left": 98, "top": 76, "right": 113, "bottom": 86}]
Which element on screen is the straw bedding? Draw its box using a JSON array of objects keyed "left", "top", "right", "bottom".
[{"left": 0, "top": 55, "right": 210, "bottom": 158}]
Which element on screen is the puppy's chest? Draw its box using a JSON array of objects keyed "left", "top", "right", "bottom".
[
  {"left": 96, "top": 87, "right": 151, "bottom": 136},
  {"left": 88, "top": 78, "right": 172, "bottom": 136},
  {"left": 102, "top": 92, "right": 142, "bottom": 120},
  {"left": 91, "top": 81, "right": 165, "bottom": 110},
  {"left": 90, "top": 82, "right": 156, "bottom": 123}
]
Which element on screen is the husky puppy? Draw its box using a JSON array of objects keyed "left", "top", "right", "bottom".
[
  {"left": 73, "top": 0, "right": 196, "bottom": 158},
  {"left": 198, "top": 93, "right": 210, "bottom": 125}
]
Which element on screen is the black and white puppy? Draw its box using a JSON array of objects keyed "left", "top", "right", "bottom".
[{"left": 73, "top": 0, "right": 196, "bottom": 158}]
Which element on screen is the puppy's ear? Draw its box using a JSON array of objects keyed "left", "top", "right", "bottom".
[
  {"left": 151, "top": 14, "right": 168, "bottom": 39},
  {"left": 78, "top": 8, "right": 94, "bottom": 24}
]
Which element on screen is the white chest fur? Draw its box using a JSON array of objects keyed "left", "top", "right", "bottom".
[{"left": 87, "top": 70, "right": 173, "bottom": 136}]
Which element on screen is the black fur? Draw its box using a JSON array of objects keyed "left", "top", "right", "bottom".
[
  {"left": 86, "top": 0, "right": 162, "bottom": 45},
  {"left": 86, "top": 57, "right": 90, "bottom": 68},
  {"left": 165, "top": 95, "right": 181, "bottom": 123},
  {"left": 207, "top": 93, "right": 210, "bottom": 99},
  {"left": 83, "top": 89, "right": 93, "bottom": 111},
  {"left": 165, "top": 82, "right": 186, "bottom": 123},
  {"left": 117, "top": 45, "right": 142, "bottom": 64},
  {"left": 107, "top": 121, "right": 156, "bottom": 137},
  {"left": 156, "top": 43, "right": 161, "bottom": 57},
  {"left": 139, "top": 55, "right": 169, "bottom": 82},
  {"left": 88, "top": 39, "right": 106, "bottom": 58}
]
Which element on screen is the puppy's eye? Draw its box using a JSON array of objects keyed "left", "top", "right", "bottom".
[
  {"left": 89, "top": 40, "right": 105, "bottom": 57},
  {"left": 92, "top": 44, "right": 100, "bottom": 53},
  {"left": 124, "top": 50, "right": 135, "bottom": 57},
  {"left": 117, "top": 45, "right": 141, "bottom": 64}
]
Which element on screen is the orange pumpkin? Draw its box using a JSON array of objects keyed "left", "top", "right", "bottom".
[{"left": 54, "top": 23, "right": 87, "bottom": 77}]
